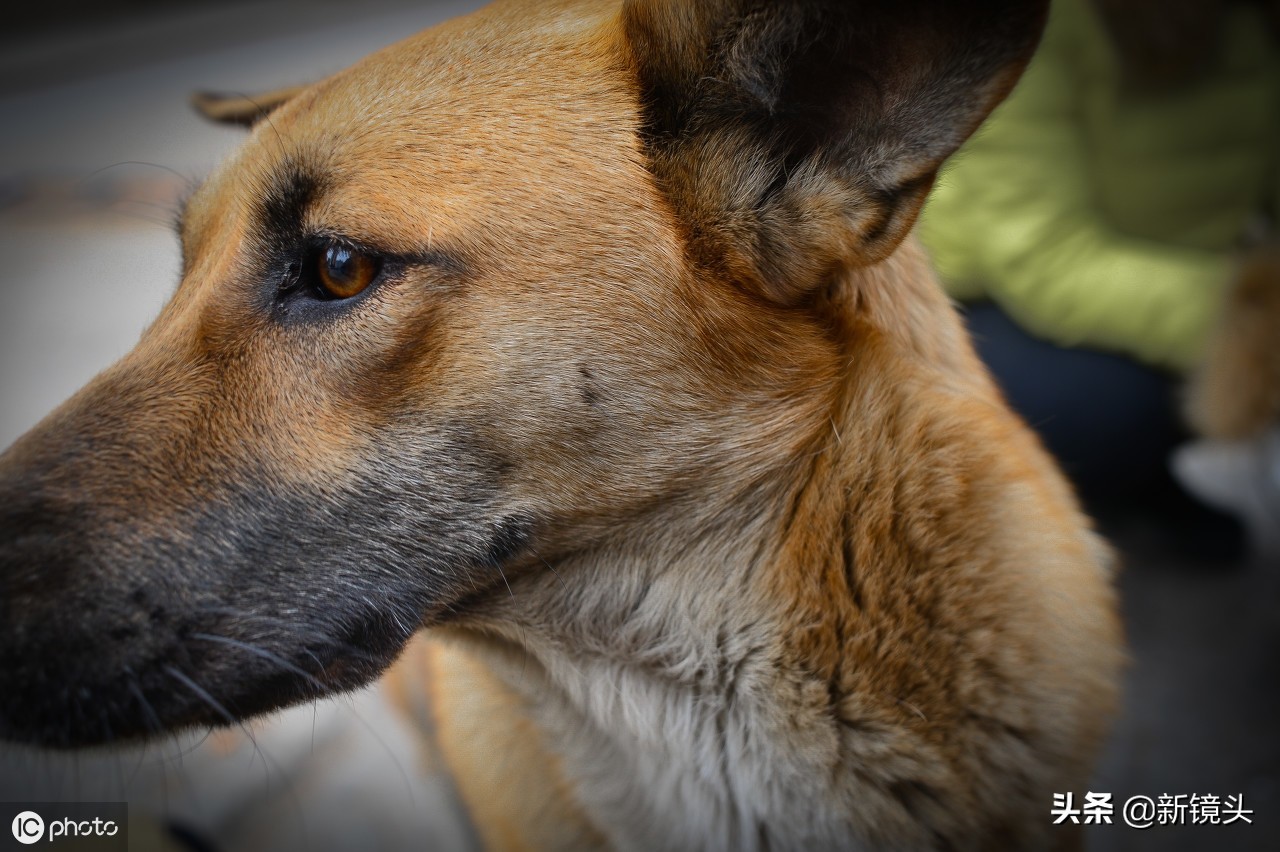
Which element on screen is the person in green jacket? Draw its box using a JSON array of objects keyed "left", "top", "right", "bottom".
[{"left": 919, "top": 0, "right": 1280, "bottom": 513}]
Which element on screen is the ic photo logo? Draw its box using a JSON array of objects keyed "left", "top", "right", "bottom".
[
  {"left": 10, "top": 811, "right": 43, "bottom": 845},
  {"left": 6, "top": 805, "right": 125, "bottom": 848}
]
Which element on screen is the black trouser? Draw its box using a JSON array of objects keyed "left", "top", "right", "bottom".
[{"left": 963, "top": 302, "right": 1185, "bottom": 507}]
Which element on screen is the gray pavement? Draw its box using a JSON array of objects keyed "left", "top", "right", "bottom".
[{"left": 1, "top": 3, "right": 1276, "bottom": 850}]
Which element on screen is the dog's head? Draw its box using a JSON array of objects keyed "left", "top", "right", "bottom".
[{"left": 0, "top": 0, "right": 1046, "bottom": 747}]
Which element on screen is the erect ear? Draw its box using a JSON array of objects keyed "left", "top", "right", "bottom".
[
  {"left": 190, "top": 85, "right": 307, "bottom": 128},
  {"left": 623, "top": 0, "right": 1049, "bottom": 304}
]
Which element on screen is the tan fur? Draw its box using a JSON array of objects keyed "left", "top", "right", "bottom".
[
  {"left": 427, "top": 637, "right": 612, "bottom": 851},
  {"left": 1186, "top": 245, "right": 1280, "bottom": 440},
  {"left": 391, "top": 236, "right": 1120, "bottom": 851},
  {"left": 0, "top": 1, "right": 1121, "bottom": 849}
]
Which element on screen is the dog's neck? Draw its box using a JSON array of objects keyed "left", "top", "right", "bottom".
[
  {"left": 441, "top": 241, "right": 995, "bottom": 850},
  {"left": 447, "top": 505, "right": 857, "bottom": 851}
]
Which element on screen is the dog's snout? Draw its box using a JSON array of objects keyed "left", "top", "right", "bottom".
[
  {"left": 0, "top": 483, "right": 104, "bottom": 739},
  {"left": 0, "top": 419, "right": 433, "bottom": 748},
  {"left": 0, "top": 453, "right": 177, "bottom": 746}
]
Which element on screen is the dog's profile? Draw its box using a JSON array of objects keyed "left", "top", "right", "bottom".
[{"left": 0, "top": 1, "right": 1122, "bottom": 849}]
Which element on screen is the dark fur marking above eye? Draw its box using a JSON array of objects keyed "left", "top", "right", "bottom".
[{"left": 256, "top": 159, "right": 325, "bottom": 247}]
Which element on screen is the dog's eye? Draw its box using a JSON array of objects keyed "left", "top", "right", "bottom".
[{"left": 316, "top": 242, "right": 380, "bottom": 300}]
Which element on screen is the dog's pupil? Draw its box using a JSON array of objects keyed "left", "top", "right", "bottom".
[
  {"left": 325, "top": 245, "right": 356, "bottom": 281},
  {"left": 319, "top": 243, "right": 375, "bottom": 298}
]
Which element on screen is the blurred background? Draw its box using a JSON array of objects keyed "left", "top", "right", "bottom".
[{"left": 0, "top": 1, "right": 1277, "bottom": 850}]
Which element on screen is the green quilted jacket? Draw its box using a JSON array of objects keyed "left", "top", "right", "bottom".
[{"left": 919, "top": 0, "right": 1280, "bottom": 372}]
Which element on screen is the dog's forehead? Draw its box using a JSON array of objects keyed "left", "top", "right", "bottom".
[
  {"left": 222, "top": 0, "right": 647, "bottom": 249},
  {"left": 327, "top": 0, "right": 623, "bottom": 118}
]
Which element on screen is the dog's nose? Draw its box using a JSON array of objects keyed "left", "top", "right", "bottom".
[{"left": 0, "top": 475, "right": 123, "bottom": 746}]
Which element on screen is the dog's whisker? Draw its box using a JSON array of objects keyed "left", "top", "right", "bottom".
[
  {"left": 894, "top": 697, "right": 928, "bottom": 723},
  {"left": 187, "top": 627, "right": 417, "bottom": 806},
  {"left": 495, "top": 564, "right": 517, "bottom": 605},
  {"left": 82, "top": 160, "right": 191, "bottom": 185},
  {"left": 120, "top": 686, "right": 154, "bottom": 791},
  {"left": 127, "top": 677, "right": 165, "bottom": 738},
  {"left": 184, "top": 605, "right": 387, "bottom": 668},
  {"left": 530, "top": 545, "right": 569, "bottom": 596},
  {"left": 249, "top": 94, "right": 291, "bottom": 161},
  {"left": 98, "top": 708, "right": 126, "bottom": 795},
  {"left": 227, "top": 720, "right": 313, "bottom": 849},
  {"left": 189, "top": 632, "right": 329, "bottom": 696},
  {"left": 117, "top": 199, "right": 185, "bottom": 217},
  {"left": 112, "top": 210, "right": 183, "bottom": 233},
  {"left": 330, "top": 689, "right": 419, "bottom": 807},
  {"left": 152, "top": 726, "right": 217, "bottom": 779},
  {"left": 302, "top": 649, "right": 326, "bottom": 672},
  {"left": 163, "top": 666, "right": 237, "bottom": 729}
]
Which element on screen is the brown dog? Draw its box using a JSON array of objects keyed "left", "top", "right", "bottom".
[{"left": 0, "top": 1, "right": 1121, "bottom": 849}]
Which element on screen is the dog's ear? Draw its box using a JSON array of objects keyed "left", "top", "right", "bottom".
[
  {"left": 190, "top": 85, "right": 306, "bottom": 128},
  {"left": 623, "top": 0, "right": 1048, "bottom": 304}
]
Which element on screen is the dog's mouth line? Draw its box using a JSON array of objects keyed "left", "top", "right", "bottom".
[
  {"left": 0, "top": 615, "right": 415, "bottom": 749},
  {"left": 185, "top": 631, "right": 332, "bottom": 694}
]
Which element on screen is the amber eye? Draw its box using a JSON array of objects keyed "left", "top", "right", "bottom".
[{"left": 316, "top": 242, "right": 380, "bottom": 299}]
